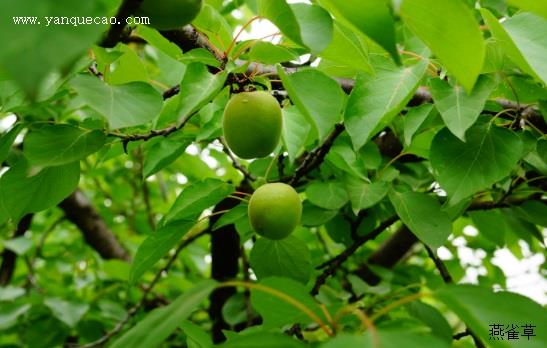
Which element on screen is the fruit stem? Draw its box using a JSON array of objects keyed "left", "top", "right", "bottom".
[
  {"left": 227, "top": 195, "right": 249, "bottom": 203},
  {"left": 197, "top": 209, "right": 231, "bottom": 223},
  {"left": 263, "top": 152, "right": 279, "bottom": 182},
  {"left": 233, "top": 191, "right": 252, "bottom": 197},
  {"left": 224, "top": 15, "right": 262, "bottom": 57}
]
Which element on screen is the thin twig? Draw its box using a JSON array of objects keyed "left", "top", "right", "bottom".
[
  {"left": 311, "top": 216, "right": 399, "bottom": 296},
  {"left": 422, "top": 245, "right": 485, "bottom": 348},
  {"left": 287, "top": 123, "right": 345, "bottom": 186},
  {"left": 76, "top": 229, "right": 209, "bottom": 348},
  {"left": 220, "top": 138, "right": 256, "bottom": 181}
]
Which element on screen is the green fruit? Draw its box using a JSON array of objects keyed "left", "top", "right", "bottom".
[
  {"left": 136, "top": 0, "right": 202, "bottom": 31},
  {"left": 223, "top": 91, "right": 282, "bottom": 159},
  {"left": 248, "top": 183, "right": 302, "bottom": 240}
]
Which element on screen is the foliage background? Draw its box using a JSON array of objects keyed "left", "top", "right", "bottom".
[{"left": 0, "top": 0, "right": 546, "bottom": 347}]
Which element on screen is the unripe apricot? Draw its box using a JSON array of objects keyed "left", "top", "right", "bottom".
[
  {"left": 248, "top": 183, "right": 302, "bottom": 240},
  {"left": 136, "top": 0, "right": 202, "bottom": 31},
  {"left": 223, "top": 91, "right": 282, "bottom": 159}
]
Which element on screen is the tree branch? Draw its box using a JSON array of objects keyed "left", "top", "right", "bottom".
[
  {"left": 422, "top": 245, "right": 485, "bottom": 348},
  {"left": 0, "top": 214, "right": 33, "bottom": 286},
  {"left": 59, "top": 191, "right": 130, "bottom": 261},
  {"left": 311, "top": 216, "right": 399, "bottom": 296},
  {"left": 286, "top": 123, "right": 345, "bottom": 186},
  {"left": 100, "top": 0, "right": 144, "bottom": 48}
]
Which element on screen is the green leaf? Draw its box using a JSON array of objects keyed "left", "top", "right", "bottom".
[
  {"left": 0, "top": 286, "right": 25, "bottom": 301},
  {"left": 513, "top": 200, "right": 547, "bottom": 227},
  {"left": 430, "top": 123, "right": 523, "bottom": 204},
  {"left": 502, "top": 12, "right": 547, "bottom": 85},
  {"left": 212, "top": 204, "right": 247, "bottom": 231},
  {"left": 345, "top": 60, "right": 427, "bottom": 150},
  {"left": 344, "top": 176, "right": 389, "bottom": 215},
  {"left": 111, "top": 280, "right": 217, "bottom": 348},
  {"left": 163, "top": 178, "right": 234, "bottom": 225},
  {"left": 507, "top": 0, "right": 547, "bottom": 19},
  {"left": 193, "top": 3, "right": 232, "bottom": 49},
  {"left": 282, "top": 106, "right": 312, "bottom": 163},
  {"left": 143, "top": 134, "right": 191, "bottom": 178},
  {"left": 24, "top": 124, "right": 106, "bottom": 167},
  {"left": 180, "top": 320, "right": 212, "bottom": 348},
  {"left": 2, "top": 237, "right": 32, "bottom": 255},
  {"left": 403, "top": 104, "right": 435, "bottom": 146},
  {"left": 290, "top": 3, "right": 334, "bottom": 54},
  {"left": 0, "top": 0, "right": 108, "bottom": 96},
  {"left": 306, "top": 181, "right": 349, "bottom": 210},
  {"left": 301, "top": 202, "right": 338, "bottom": 227},
  {"left": 435, "top": 284, "right": 547, "bottom": 348},
  {"left": 220, "top": 332, "right": 306, "bottom": 348},
  {"left": 429, "top": 75, "right": 497, "bottom": 141},
  {"left": 136, "top": 26, "right": 182, "bottom": 60},
  {"left": 0, "top": 160, "right": 80, "bottom": 223},
  {"left": 326, "top": 140, "right": 367, "bottom": 180},
  {"left": 0, "top": 303, "right": 31, "bottom": 330},
  {"left": 0, "top": 124, "right": 23, "bottom": 164},
  {"left": 107, "top": 46, "right": 149, "bottom": 85},
  {"left": 248, "top": 42, "right": 299, "bottom": 65},
  {"left": 469, "top": 209, "right": 507, "bottom": 246},
  {"left": 250, "top": 236, "right": 312, "bottom": 283},
  {"left": 160, "top": 63, "right": 227, "bottom": 127},
  {"left": 480, "top": 9, "right": 539, "bottom": 82},
  {"left": 251, "top": 277, "right": 325, "bottom": 328},
  {"left": 320, "top": 0, "right": 399, "bottom": 63},
  {"left": 319, "top": 21, "right": 373, "bottom": 74},
  {"left": 44, "top": 298, "right": 88, "bottom": 328},
  {"left": 71, "top": 75, "right": 163, "bottom": 129},
  {"left": 401, "top": 0, "right": 485, "bottom": 91},
  {"left": 129, "top": 221, "right": 195, "bottom": 285},
  {"left": 320, "top": 330, "right": 450, "bottom": 348},
  {"left": 278, "top": 67, "right": 345, "bottom": 140},
  {"left": 258, "top": 1, "right": 333, "bottom": 53},
  {"left": 389, "top": 191, "right": 452, "bottom": 248},
  {"left": 258, "top": 0, "right": 302, "bottom": 46},
  {"left": 407, "top": 301, "right": 453, "bottom": 342}
]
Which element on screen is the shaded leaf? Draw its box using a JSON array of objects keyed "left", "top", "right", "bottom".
[
  {"left": 306, "top": 181, "right": 349, "bottom": 210},
  {"left": 250, "top": 236, "right": 312, "bottom": 283},
  {"left": 0, "top": 159, "right": 80, "bottom": 224},
  {"left": 24, "top": 124, "right": 106, "bottom": 167},
  {"left": 344, "top": 176, "right": 389, "bottom": 215},
  {"left": 163, "top": 178, "right": 234, "bottom": 225},
  {"left": 111, "top": 281, "right": 217, "bottom": 348},
  {"left": 71, "top": 75, "right": 163, "bottom": 129},
  {"left": 430, "top": 123, "right": 522, "bottom": 204},
  {"left": 389, "top": 191, "right": 452, "bottom": 248},
  {"left": 436, "top": 284, "right": 547, "bottom": 348}
]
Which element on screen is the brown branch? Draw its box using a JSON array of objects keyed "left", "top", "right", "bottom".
[
  {"left": 422, "top": 244, "right": 485, "bottom": 348},
  {"left": 287, "top": 123, "right": 345, "bottom": 186},
  {"left": 59, "top": 191, "right": 130, "bottom": 261},
  {"left": 311, "top": 215, "right": 399, "bottom": 296},
  {"left": 100, "top": 0, "right": 144, "bottom": 48},
  {"left": 220, "top": 138, "right": 256, "bottom": 182},
  {"left": 423, "top": 244, "right": 453, "bottom": 284},
  {"left": 161, "top": 26, "right": 226, "bottom": 68},
  {"left": 0, "top": 214, "right": 33, "bottom": 286}
]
